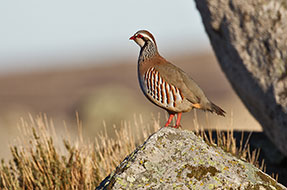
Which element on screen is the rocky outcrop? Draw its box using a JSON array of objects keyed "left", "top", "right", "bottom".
[
  {"left": 194, "top": 0, "right": 287, "bottom": 156},
  {"left": 96, "top": 127, "right": 286, "bottom": 189}
]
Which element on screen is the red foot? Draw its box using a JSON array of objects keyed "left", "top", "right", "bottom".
[
  {"left": 176, "top": 113, "right": 182, "bottom": 126},
  {"left": 164, "top": 113, "right": 182, "bottom": 128},
  {"left": 164, "top": 113, "right": 174, "bottom": 127},
  {"left": 172, "top": 125, "right": 181, "bottom": 129}
]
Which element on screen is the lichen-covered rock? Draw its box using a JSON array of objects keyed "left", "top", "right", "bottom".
[{"left": 97, "top": 127, "right": 286, "bottom": 190}]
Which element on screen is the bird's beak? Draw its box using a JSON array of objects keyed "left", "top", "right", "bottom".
[{"left": 129, "top": 35, "right": 135, "bottom": 40}]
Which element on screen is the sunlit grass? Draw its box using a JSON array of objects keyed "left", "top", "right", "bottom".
[
  {"left": 0, "top": 113, "right": 160, "bottom": 189},
  {"left": 0, "top": 112, "right": 272, "bottom": 189}
]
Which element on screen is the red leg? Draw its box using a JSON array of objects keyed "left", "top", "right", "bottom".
[
  {"left": 174, "top": 112, "right": 182, "bottom": 128},
  {"left": 164, "top": 113, "right": 175, "bottom": 127}
]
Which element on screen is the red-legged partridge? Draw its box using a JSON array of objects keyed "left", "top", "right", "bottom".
[{"left": 130, "top": 30, "right": 225, "bottom": 128}]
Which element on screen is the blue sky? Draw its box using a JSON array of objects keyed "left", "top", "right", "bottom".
[{"left": 0, "top": 0, "right": 210, "bottom": 73}]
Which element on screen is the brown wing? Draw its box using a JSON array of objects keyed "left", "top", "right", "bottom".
[{"left": 154, "top": 61, "right": 209, "bottom": 106}]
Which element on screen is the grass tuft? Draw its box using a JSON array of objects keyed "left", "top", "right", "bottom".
[
  {"left": 0, "top": 112, "right": 273, "bottom": 189},
  {"left": 0, "top": 113, "right": 160, "bottom": 189}
]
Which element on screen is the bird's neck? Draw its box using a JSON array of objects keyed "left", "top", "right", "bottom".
[{"left": 138, "top": 42, "right": 158, "bottom": 63}]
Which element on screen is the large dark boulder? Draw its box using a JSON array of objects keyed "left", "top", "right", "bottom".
[{"left": 194, "top": 0, "right": 287, "bottom": 155}]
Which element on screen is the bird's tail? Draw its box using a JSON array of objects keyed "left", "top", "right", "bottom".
[{"left": 209, "top": 102, "right": 226, "bottom": 117}]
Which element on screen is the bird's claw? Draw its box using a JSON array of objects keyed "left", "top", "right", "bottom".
[
  {"left": 173, "top": 125, "right": 181, "bottom": 129},
  {"left": 164, "top": 125, "right": 181, "bottom": 129}
]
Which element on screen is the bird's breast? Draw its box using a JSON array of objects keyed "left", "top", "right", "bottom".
[{"left": 139, "top": 67, "right": 188, "bottom": 112}]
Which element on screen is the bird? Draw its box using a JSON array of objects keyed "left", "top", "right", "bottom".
[{"left": 129, "top": 30, "right": 225, "bottom": 128}]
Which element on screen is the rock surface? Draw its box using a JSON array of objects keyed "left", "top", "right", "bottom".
[
  {"left": 194, "top": 0, "right": 287, "bottom": 156},
  {"left": 96, "top": 127, "right": 286, "bottom": 190}
]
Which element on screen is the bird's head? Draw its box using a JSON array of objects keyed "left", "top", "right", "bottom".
[{"left": 129, "top": 30, "right": 157, "bottom": 48}]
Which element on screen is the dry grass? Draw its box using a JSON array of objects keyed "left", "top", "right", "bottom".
[
  {"left": 0, "top": 113, "right": 160, "bottom": 189},
  {"left": 0, "top": 113, "right": 269, "bottom": 189}
]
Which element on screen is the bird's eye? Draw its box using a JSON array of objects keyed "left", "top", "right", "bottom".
[{"left": 137, "top": 34, "right": 143, "bottom": 38}]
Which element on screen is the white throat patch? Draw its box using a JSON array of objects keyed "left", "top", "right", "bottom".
[{"left": 135, "top": 38, "right": 145, "bottom": 47}]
